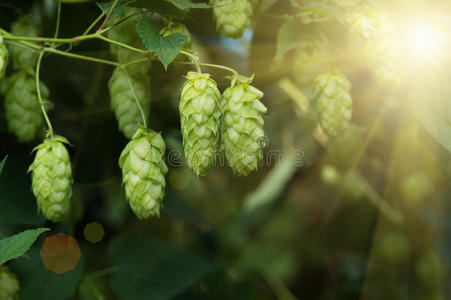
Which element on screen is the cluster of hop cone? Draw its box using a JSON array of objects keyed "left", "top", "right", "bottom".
[{"left": 0, "top": 6, "right": 267, "bottom": 222}]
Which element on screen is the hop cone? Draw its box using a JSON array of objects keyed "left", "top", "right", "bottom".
[
  {"left": 292, "top": 35, "right": 331, "bottom": 88},
  {"left": 1, "top": 70, "right": 49, "bottom": 142},
  {"left": 107, "top": 8, "right": 150, "bottom": 75},
  {"left": 0, "top": 37, "right": 8, "bottom": 82},
  {"left": 109, "top": 67, "right": 150, "bottom": 139},
  {"left": 347, "top": 10, "right": 401, "bottom": 88},
  {"left": 180, "top": 72, "right": 221, "bottom": 176},
  {"left": 221, "top": 78, "right": 267, "bottom": 175},
  {"left": 211, "top": 0, "right": 253, "bottom": 39},
  {"left": 119, "top": 128, "right": 168, "bottom": 219},
  {"left": 28, "top": 135, "right": 73, "bottom": 222},
  {"left": 314, "top": 70, "right": 352, "bottom": 138},
  {"left": 0, "top": 267, "right": 19, "bottom": 300},
  {"left": 9, "top": 14, "right": 40, "bottom": 70}
]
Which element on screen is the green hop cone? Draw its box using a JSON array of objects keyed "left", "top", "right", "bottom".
[
  {"left": 0, "top": 36, "right": 9, "bottom": 82},
  {"left": 211, "top": 0, "right": 253, "bottom": 39},
  {"left": 1, "top": 70, "right": 49, "bottom": 142},
  {"left": 346, "top": 10, "right": 401, "bottom": 88},
  {"left": 180, "top": 72, "right": 221, "bottom": 176},
  {"left": 9, "top": 14, "right": 40, "bottom": 70},
  {"left": 221, "top": 76, "right": 267, "bottom": 176},
  {"left": 0, "top": 267, "right": 19, "bottom": 300},
  {"left": 109, "top": 67, "right": 150, "bottom": 139},
  {"left": 28, "top": 135, "right": 73, "bottom": 222},
  {"left": 314, "top": 70, "right": 352, "bottom": 138},
  {"left": 119, "top": 128, "right": 168, "bottom": 219},
  {"left": 107, "top": 8, "right": 150, "bottom": 75}
]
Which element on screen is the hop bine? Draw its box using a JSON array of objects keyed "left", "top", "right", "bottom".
[
  {"left": 211, "top": 0, "right": 253, "bottom": 39},
  {"left": 179, "top": 72, "right": 221, "bottom": 176},
  {"left": 314, "top": 70, "right": 353, "bottom": 138},
  {"left": 1, "top": 70, "right": 49, "bottom": 142},
  {"left": 9, "top": 14, "right": 40, "bottom": 70},
  {"left": 119, "top": 128, "right": 168, "bottom": 219},
  {"left": 109, "top": 67, "right": 150, "bottom": 139},
  {"left": 28, "top": 135, "right": 73, "bottom": 222},
  {"left": 220, "top": 75, "right": 267, "bottom": 176}
]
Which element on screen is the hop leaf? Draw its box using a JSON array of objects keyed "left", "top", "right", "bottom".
[
  {"left": 180, "top": 72, "right": 221, "bottom": 176},
  {"left": 28, "top": 136, "right": 73, "bottom": 222},
  {"left": 109, "top": 67, "right": 150, "bottom": 139},
  {"left": 346, "top": 10, "right": 401, "bottom": 88},
  {"left": 1, "top": 71, "right": 49, "bottom": 142},
  {"left": 211, "top": 0, "right": 253, "bottom": 39},
  {"left": 0, "top": 267, "right": 20, "bottom": 300},
  {"left": 221, "top": 77, "right": 267, "bottom": 176},
  {"left": 9, "top": 14, "right": 40, "bottom": 70},
  {"left": 160, "top": 22, "right": 192, "bottom": 50},
  {"left": 314, "top": 70, "right": 352, "bottom": 138},
  {"left": 119, "top": 128, "right": 168, "bottom": 219},
  {"left": 0, "top": 37, "right": 9, "bottom": 82}
]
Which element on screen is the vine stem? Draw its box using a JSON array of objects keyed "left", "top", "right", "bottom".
[
  {"left": 36, "top": 51, "right": 54, "bottom": 136},
  {"left": 82, "top": 12, "right": 105, "bottom": 36},
  {"left": 53, "top": 1, "right": 62, "bottom": 39},
  {"left": 97, "top": 0, "right": 120, "bottom": 32},
  {"left": 122, "top": 67, "right": 147, "bottom": 129},
  {"left": 180, "top": 50, "right": 201, "bottom": 72},
  {"left": 174, "top": 60, "right": 239, "bottom": 76}
]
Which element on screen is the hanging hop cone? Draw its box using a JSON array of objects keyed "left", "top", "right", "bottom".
[
  {"left": 221, "top": 75, "right": 267, "bottom": 176},
  {"left": 0, "top": 36, "right": 9, "bottom": 82},
  {"left": 346, "top": 10, "right": 401, "bottom": 88},
  {"left": 107, "top": 8, "right": 150, "bottom": 76},
  {"left": 0, "top": 267, "right": 20, "bottom": 300},
  {"left": 28, "top": 135, "right": 73, "bottom": 222},
  {"left": 119, "top": 128, "right": 168, "bottom": 219},
  {"left": 9, "top": 14, "right": 40, "bottom": 70},
  {"left": 211, "top": 0, "right": 253, "bottom": 39},
  {"left": 180, "top": 72, "right": 221, "bottom": 176},
  {"left": 314, "top": 70, "right": 352, "bottom": 138},
  {"left": 1, "top": 70, "right": 49, "bottom": 142},
  {"left": 109, "top": 67, "right": 150, "bottom": 139}
]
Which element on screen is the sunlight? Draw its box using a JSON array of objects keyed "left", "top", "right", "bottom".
[{"left": 405, "top": 22, "right": 444, "bottom": 58}]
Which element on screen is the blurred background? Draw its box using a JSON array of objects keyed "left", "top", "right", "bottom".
[{"left": 1, "top": 0, "right": 451, "bottom": 299}]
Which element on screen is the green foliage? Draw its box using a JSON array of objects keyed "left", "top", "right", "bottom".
[
  {"left": 109, "top": 233, "right": 218, "bottom": 300},
  {"left": 170, "top": 0, "right": 212, "bottom": 9},
  {"left": 0, "top": 155, "right": 6, "bottom": 175},
  {"left": 0, "top": 228, "right": 48, "bottom": 265},
  {"left": 11, "top": 247, "right": 84, "bottom": 300},
  {"left": 136, "top": 16, "right": 187, "bottom": 69},
  {"left": 275, "top": 19, "right": 314, "bottom": 60},
  {"left": 97, "top": 0, "right": 134, "bottom": 18}
]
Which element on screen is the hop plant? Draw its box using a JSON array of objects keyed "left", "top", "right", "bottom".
[
  {"left": 0, "top": 267, "right": 20, "bottom": 300},
  {"left": 180, "top": 72, "right": 221, "bottom": 176},
  {"left": 119, "top": 128, "right": 168, "bottom": 219},
  {"left": 221, "top": 75, "right": 267, "bottom": 176},
  {"left": 314, "top": 70, "right": 352, "bottom": 138},
  {"left": 28, "top": 135, "right": 73, "bottom": 222},
  {"left": 160, "top": 22, "right": 192, "bottom": 50},
  {"left": 346, "top": 10, "right": 401, "bottom": 88},
  {"left": 0, "top": 36, "right": 9, "bottom": 82},
  {"left": 109, "top": 67, "right": 150, "bottom": 139},
  {"left": 211, "top": 0, "right": 253, "bottom": 39},
  {"left": 9, "top": 14, "right": 40, "bottom": 70},
  {"left": 1, "top": 70, "right": 49, "bottom": 142}
]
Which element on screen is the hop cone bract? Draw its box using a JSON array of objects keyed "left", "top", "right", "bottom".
[
  {"left": 109, "top": 67, "right": 150, "bottom": 139},
  {"left": 9, "top": 14, "right": 40, "bottom": 70},
  {"left": 221, "top": 78, "right": 267, "bottom": 175},
  {"left": 1, "top": 70, "right": 49, "bottom": 142},
  {"left": 0, "top": 37, "right": 8, "bottom": 82},
  {"left": 314, "top": 70, "right": 352, "bottom": 138},
  {"left": 28, "top": 135, "right": 73, "bottom": 222},
  {"left": 211, "top": 0, "right": 253, "bottom": 39},
  {"left": 180, "top": 72, "right": 221, "bottom": 176},
  {"left": 0, "top": 267, "right": 19, "bottom": 300},
  {"left": 119, "top": 128, "right": 168, "bottom": 219}
]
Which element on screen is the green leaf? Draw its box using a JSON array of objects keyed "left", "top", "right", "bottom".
[
  {"left": 136, "top": 16, "right": 187, "bottom": 69},
  {"left": 11, "top": 247, "right": 84, "bottom": 300},
  {"left": 0, "top": 155, "right": 7, "bottom": 175},
  {"left": 97, "top": 0, "right": 134, "bottom": 18},
  {"left": 130, "top": 0, "right": 185, "bottom": 18},
  {"left": 0, "top": 228, "right": 49, "bottom": 265},
  {"left": 168, "top": 0, "right": 211, "bottom": 9},
  {"left": 275, "top": 19, "right": 314, "bottom": 60},
  {"left": 109, "top": 233, "right": 218, "bottom": 300}
]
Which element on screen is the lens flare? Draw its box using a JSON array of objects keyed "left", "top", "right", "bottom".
[{"left": 405, "top": 22, "right": 445, "bottom": 59}]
